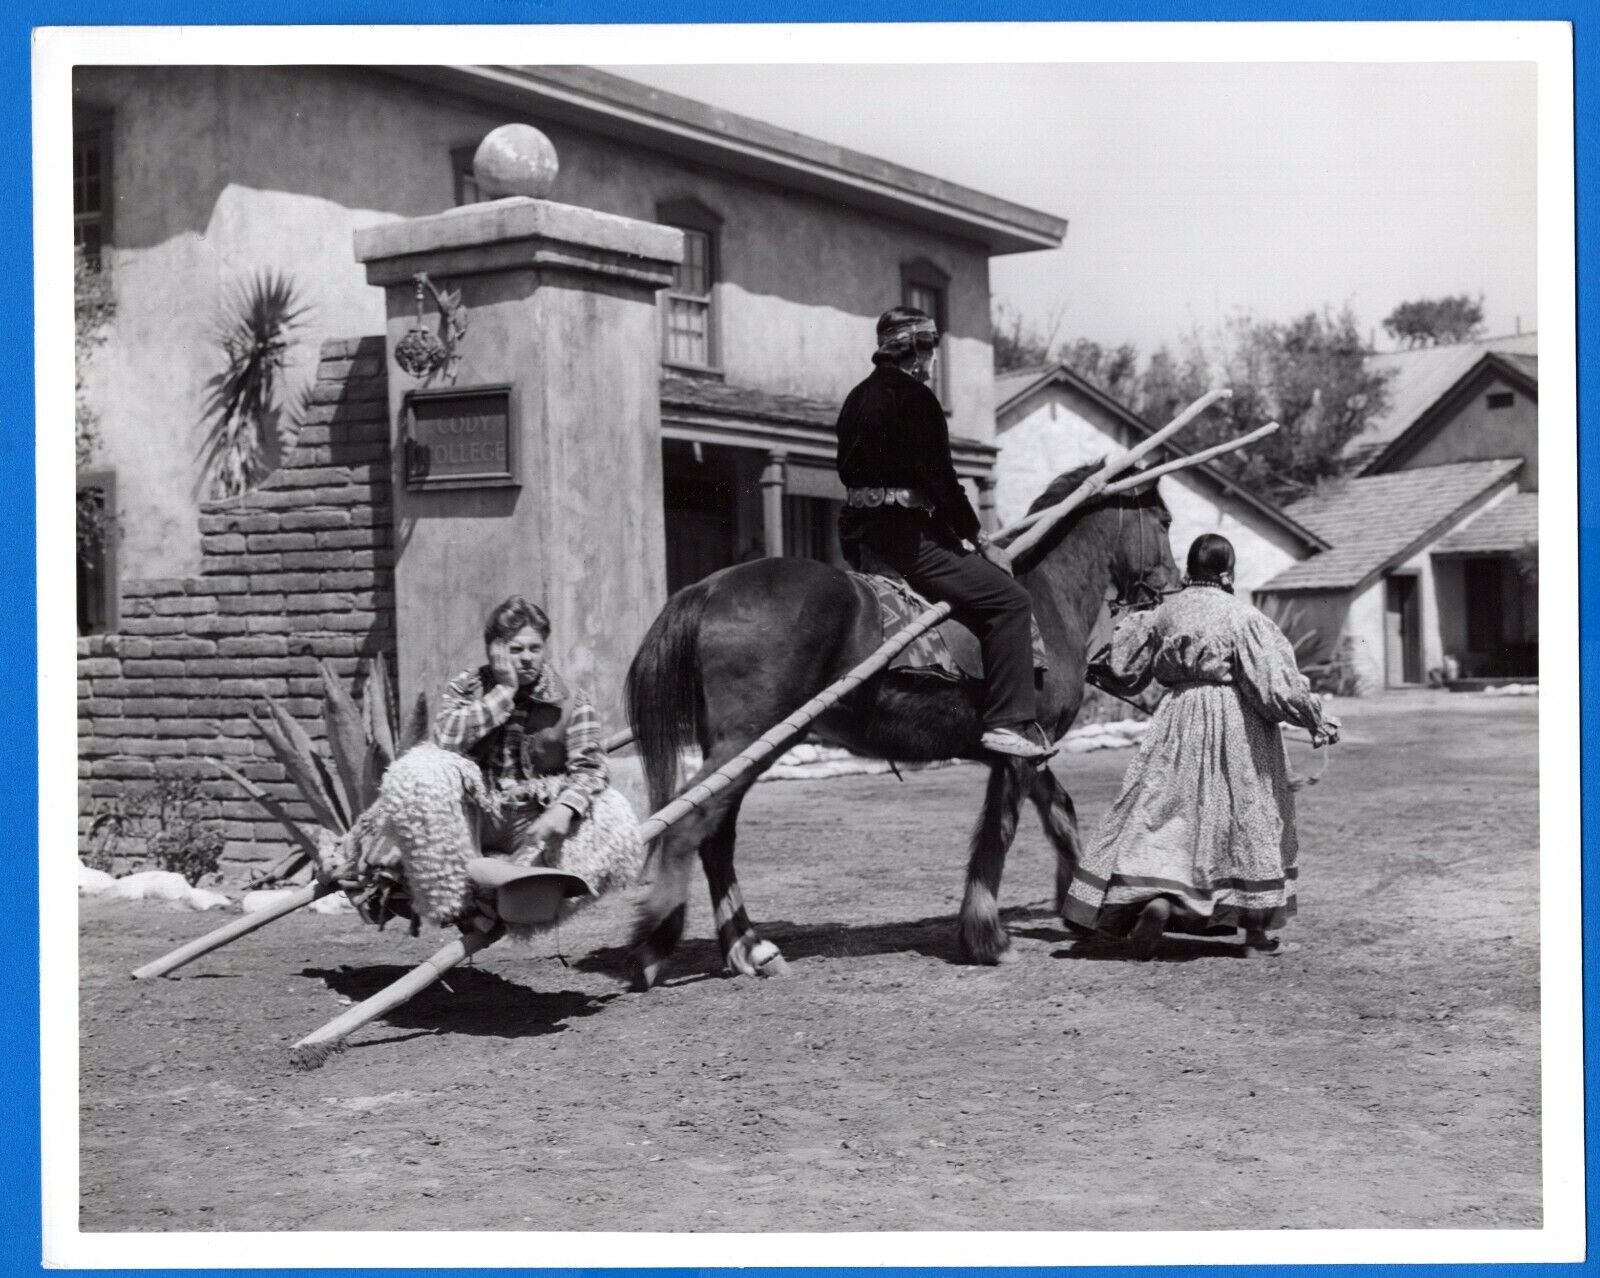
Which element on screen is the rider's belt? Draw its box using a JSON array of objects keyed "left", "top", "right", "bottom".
[
  {"left": 1167, "top": 678, "right": 1234, "bottom": 689},
  {"left": 846, "top": 486, "right": 934, "bottom": 512}
]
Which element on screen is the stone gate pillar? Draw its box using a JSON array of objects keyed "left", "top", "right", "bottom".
[{"left": 355, "top": 177, "right": 682, "bottom": 731}]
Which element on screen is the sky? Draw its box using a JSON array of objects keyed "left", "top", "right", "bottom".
[{"left": 610, "top": 62, "right": 1538, "bottom": 358}]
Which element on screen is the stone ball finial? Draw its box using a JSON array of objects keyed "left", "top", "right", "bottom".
[{"left": 472, "top": 124, "right": 560, "bottom": 200}]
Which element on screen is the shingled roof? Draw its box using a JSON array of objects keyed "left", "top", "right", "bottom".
[
  {"left": 1345, "top": 333, "right": 1539, "bottom": 467},
  {"left": 1436, "top": 491, "right": 1539, "bottom": 555},
  {"left": 1260, "top": 459, "right": 1522, "bottom": 592}
]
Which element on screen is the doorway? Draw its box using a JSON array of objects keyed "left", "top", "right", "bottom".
[{"left": 1384, "top": 574, "right": 1422, "bottom": 686}]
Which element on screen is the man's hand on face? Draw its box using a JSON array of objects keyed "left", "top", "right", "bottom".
[{"left": 488, "top": 639, "right": 520, "bottom": 688}]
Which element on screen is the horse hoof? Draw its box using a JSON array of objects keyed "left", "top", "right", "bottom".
[
  {"left": 629, "top": 957, "right": 665, "bottom": 992},
  {"left": 727, "top": 936, "right": 788, "bottom": 978},
  {"left": 752, "top": 942, "right": 789, "bottom": 976},
  {"left": 993, "top": 946, "right": 1019, "bottom": 966}
]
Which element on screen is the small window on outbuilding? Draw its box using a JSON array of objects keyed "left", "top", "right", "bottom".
[
  {"left": 77, "top": 470, "right": 117, "bottom": 635},
  {"left": 1486, "top": 390, "right": 1515, "bottom": 410}
]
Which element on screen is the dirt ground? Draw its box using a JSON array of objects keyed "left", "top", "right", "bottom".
[{"left": 79, "top": 691, "right": 1541, "bottom": 1232}]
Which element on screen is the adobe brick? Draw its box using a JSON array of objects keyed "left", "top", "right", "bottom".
[
  {"left": 186, "top": 615, "right": 253, "bottom": 637},
  {"left": 282, "top": 550, "right": 353, "bottom": 572},
  {"left": 207, "top": 553, "right": 283, "bottom": 575},
  {"left": 83, "top": 698, "right": 123, "bottom": 717},
  {"left": 151, "top": 678, "right": 219, "bottom": 698},
  {"left": 287, "top": 633, "right": 356, "bottom": 657},
  {"left": 316, "top": 527, "right": 390, "bottom": 550},
  {"left": 78, "top": 678, "right": 93, "bottom": 700},
  {"left": 280, "top": 509, "right": 351, "bottom": 532},
  {"left": 139, "top": 698, "right": 191, "bottom": 717},
  {"left": 122, "top": 578, "right": 189, "bottom": 598},
  {"left": 79, "top": 657, "right": 121, "bottom": 678},
  {"left": 349, "top": 549, "right": 396, "bottom": 570},
  {"left": 218, "top": 636, "right": 288, "bottom": 657},
  {"left": 244, "top": 616, "right": 292, "bottom": 634},
  {"left": 202, "top": 533, "right": 248, "bottom": 555},
  {"left": 93, "top": 678, "right": 155, "bottom": 697},
  {"left": 114, "top": 637, "right": 155, "bottom": 659},
  {"left": 195, "top": 575, "right": 251, "bottom": 595},
  {"left": 156, "top": 718, "right": 220, "bottom": 738},
  {"left": 319, "top": 570, "right": 375, "bottom": 591},
  {"left": 121, "top": 616, "right": 192, "bottom": 637},
  {"left": 246, "top": 532, "right": 317, "bottom": 553},
  {"left": 122, "top": 659, "right": 187, "bottom": 678},
  {"left": 217, "top": 677, "right": 289, "bottom": 698},
  {"left": 95, "top": 759, "right": 156, "bottom": 780},
  {"left": 199, "top": 511, "right": 280, "bottom": 535},
  {"left": 152, "top": 638, "right": 217, "bottom": 658},
  {"left": 218, "top": 594, "right": 287, "bottom": 615}
]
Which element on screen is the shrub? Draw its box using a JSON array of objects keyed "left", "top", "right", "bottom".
[{"left": 84, "top": 769, "right": 225, "bottom": 886}]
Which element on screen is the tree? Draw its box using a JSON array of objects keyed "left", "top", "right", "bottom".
[
  {"left": 1156, "top": 307, "right": 1392, "bottom": 503},
  {"left": 1382, "top": 294, "right": 1486, "bottom": 348},
  {"left": 1058, "top": 337, "right": 1141, "bottom": 406},
  {"left": 991, "top": 301, "right": 1061, "bottom": 374}
]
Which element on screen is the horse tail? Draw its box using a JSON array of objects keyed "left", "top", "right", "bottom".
[{"left": 626, "top": 581, "right": 713, "bottom": 813}]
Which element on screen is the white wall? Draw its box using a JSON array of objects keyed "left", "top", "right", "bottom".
[{"left": 995, "top": 387, "right": 1307, "bottom": 597}]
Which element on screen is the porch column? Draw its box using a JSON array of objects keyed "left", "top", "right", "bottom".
[
  {"left": 976, "top": 475, "right": 997, "bottom": 532},
  {"left": 760, "top": 450, "right": 788, "bottom": 557}
]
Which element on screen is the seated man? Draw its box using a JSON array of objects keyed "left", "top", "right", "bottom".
[
  {"left": 434, "top": 594, "right": 610, "bottom": 863},
  {"left": 835, "top": 306, "right": 1053, "bottom": 761}
]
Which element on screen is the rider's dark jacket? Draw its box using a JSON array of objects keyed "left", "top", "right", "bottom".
[{"left": 835, "top": 363, "right": 982, "bottom": 544}]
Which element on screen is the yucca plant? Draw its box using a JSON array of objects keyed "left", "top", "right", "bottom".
[
  {"left": 197, "top": 269, "right": 312, "bottom": 499},
  {"left": 207, "top": 655, "right": 429, "bottom": 888}
]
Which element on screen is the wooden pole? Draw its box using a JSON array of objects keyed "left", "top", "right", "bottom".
[
  {"left": 131, "top": 881, "right": 341, "bottom": 980},
  {"left": 1096, "top": 421, "right": 1280, "bottom": 496},
  {"left": 994, "top": 387, "right": 1233, "bottom": 549},
  {"left": 289, "top": 923, "right": 505, "bottom": 1070},
  {"left": 603, "top": 728, "right": 634, "bottom": 753}
]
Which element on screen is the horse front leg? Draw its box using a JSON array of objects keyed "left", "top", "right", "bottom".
[
  {"left": 1029, "top": 768, "right": 1084, "bottom": 918},
  {"left": 700, "top": 794, "right": 788, "bottom": 978},
  {"left": 958, "top": 759, "right": 1031, "bottom": 964}
]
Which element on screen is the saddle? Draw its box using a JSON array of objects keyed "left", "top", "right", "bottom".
[{"left": 850, "top": 571, "right": 1049, "bottom": 684}]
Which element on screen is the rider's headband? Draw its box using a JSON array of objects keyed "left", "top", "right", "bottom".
[{"left": 875, "top": 318, "right": 941, "bottom": 362}]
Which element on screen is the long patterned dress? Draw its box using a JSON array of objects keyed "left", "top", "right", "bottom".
[{"left": 1061, "top": 583, "right": 1337, "bottom": 937}]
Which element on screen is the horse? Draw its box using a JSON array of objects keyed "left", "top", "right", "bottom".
[{"left": 623, "top": 461, "right": 1180, "bottom": 989}]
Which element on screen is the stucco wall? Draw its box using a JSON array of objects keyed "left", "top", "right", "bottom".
[
  {"left": 75, "top": 65, "right": 999, "bottom": 581},
  {"left": 1389, "top": 372, "right": 1538, "bottom": 490},
  {"left": 994, "top": 388, "right": 1307, "bottom": 597}
]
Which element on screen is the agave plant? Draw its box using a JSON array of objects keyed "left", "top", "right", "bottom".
[
  {"left": 208, "top": 655, "right": 429, "bottom": 887},
  {"left": 196, "top": 269, "right": 313, "bottom": 500}
]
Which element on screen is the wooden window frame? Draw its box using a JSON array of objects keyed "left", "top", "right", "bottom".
[
  {"left": 451, "top": 144, "right": 483, "bottom": 207},
  {"left": 77, "top": 469, "right": 118, "bottom": 635},
  {"left": 73, "top": 107, "right": 113, "bottom": 268},
  {"left": 900, "top": 257, "right": 951, "bottom": 407},
  {"left": 657, "top": 197, "right": 723, "bottom": 374}
]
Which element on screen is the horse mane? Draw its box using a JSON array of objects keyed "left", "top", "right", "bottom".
[{"left": 1015, "top": 459, "right": 1169, "bottom": 571}]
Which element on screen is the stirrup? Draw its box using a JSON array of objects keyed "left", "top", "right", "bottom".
[{"left": 980, "top": 727, "right": 1057, "bottom": 761}]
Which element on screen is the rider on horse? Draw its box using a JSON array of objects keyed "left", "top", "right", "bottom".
[{"left": 835, "top": 306, "right": 1055, "bottom": 762}]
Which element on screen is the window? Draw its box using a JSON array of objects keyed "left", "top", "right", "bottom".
[
  {"left": 77, "top": 470, "right": 117, "bottom": 635},
  {"left": 658, "top": 199, "right": 721, "bottom": 370},
  {"left": 451, "top": 145, "right": 484, "bottom": 206},
  {"left": 901, "top": 258, "right": 951, "bottom": 405},
  {"left": 74, "top": 112, "right": 112, "bottom": 268},
  {"left": 1486, "top": 390, "right": 1515, "bottom": 410}
]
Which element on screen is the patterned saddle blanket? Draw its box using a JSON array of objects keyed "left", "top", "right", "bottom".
[{"left": 851, "top": 572, "right": 1049, "bottom": 683}]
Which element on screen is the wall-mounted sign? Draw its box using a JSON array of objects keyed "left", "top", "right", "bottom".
[{"left": 403, "top": 385, "right": 518, "bottom": 490}]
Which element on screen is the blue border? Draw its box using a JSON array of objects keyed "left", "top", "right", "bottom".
[{"left": 13, "top": 3, "right": 1593, "bottom": 1277}]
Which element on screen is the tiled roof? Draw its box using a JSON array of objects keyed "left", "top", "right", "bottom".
[
  {"left": 661, "top": 372, "right": 838, "bottom": 428},
  {"left": 1260, "top": 459, "right": 1522, "bottom": 592},
  {"left": 1345, "top": 333, "right": 1538, "bottom": 462},
  {"left": 659, "top": 373, "right": 989, "bottom": 449},
  {"left": 1436, "top": 491, "right": 1539, "bottom": 555}
]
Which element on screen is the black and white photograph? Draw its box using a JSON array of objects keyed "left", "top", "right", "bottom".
[{"left": 43, "top": 21, "right": 1580, "bottom": 1265}]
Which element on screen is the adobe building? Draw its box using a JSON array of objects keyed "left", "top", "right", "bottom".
[{"left": 73, "top": 65, "right": 1066, "bottom": 863}]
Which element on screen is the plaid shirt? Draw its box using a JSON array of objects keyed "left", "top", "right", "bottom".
[{"left": 433, "top": 663, "right": 609, "bottom": 818}]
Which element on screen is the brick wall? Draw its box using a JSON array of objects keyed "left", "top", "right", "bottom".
[{"left": 78, "top": 336, "right": 395, "bottom": 865}]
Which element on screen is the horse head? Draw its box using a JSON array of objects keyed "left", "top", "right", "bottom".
[{"left": 1017, "top": 461, "right": 1180, "bottom": 612}]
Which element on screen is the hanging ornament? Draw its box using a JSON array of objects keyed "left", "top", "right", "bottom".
[{"left": 394, "top": 274, "right": 448, "bottom": 381}]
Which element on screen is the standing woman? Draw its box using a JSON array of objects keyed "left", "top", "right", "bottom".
[{"left": 1060, "top": 534, "right": 1339, "bottom": 958}]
